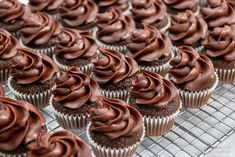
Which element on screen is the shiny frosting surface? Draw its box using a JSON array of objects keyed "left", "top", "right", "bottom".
[
  {"left": 95, "top": 0, "right": 129, "bottom": 11},
  {"left": 0, "top": 85, "right": 4, "bottom": 96},
  {"left": 29, "top": 0, "right": 63, "bottom": 12},
  {"left": 164, "top": 0, "right": 199, "bottom": 11}
]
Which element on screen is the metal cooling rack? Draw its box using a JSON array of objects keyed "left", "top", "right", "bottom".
[{"left": 3, "top": 83, "right": 235, "bottom": 157}]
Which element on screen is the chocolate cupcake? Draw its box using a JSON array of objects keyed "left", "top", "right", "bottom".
[
  {"left": 87, "top": 97, "right": 145, "bottom": 157},
  {"left": 0, "top": 0, "right": 29, "bottom": 39},
  {"left": 163, "top": 0, "right": 200, "bottom": 15},
  {"left": 59, "top": 0, "right": 98, "bottom": 32},
  {"left": 50, "top": 67, "right": 101, "bottom": 130},
  {"left": 94, "top": 0, "right": 129, "bottom": 13},
  {"left": 8, "top": 48, "right": 58, "bottom": 109},
  {"left": 91, "top": 48, "right": 139, "bottom": 101},
  {"left": 95, "top": 8, "right": 135, "bottom": 53},
  {"left": 28, "top": 0, "right": 63, "bottom": 19},
  {"left": 201, "top": 0, "right": 235, "bottom": 28},
  {"left": 126, "top": 24, "right": 173, "bottom": 76},
  {"left": 202, "top": 25, "right": 235, "bottom": 83},
  {"left": 27, "top": 131, "right": 92, "bottom": 157},
  {"left": 168, "top": 10, "right": 208, "bottom": 51},
  {"left": 129, "top": 70, "right": 181, "bottom": 136},
  {"left": 0, "top": 29, "right": 19, "bottom": 83},
  {"left": 168, "top": 46, "right": 218, "bottom": 108},
  {"left": 19, "top": 12, "right": 61, "bottom": 57},
  {"left": 53, "top": 28, "right": 98, "bottom": 74},
  {"left": 130, "top": 0, "right": 171, "bottom": 32},
  {"left": 0, "top": 84, "right": 4, "bottom": 96},
  {"left": 0, "top": 97, "right": 45, "bottom": 157},
  {"left": 227, "top": 0, "right": 235, "bottom": 7}
]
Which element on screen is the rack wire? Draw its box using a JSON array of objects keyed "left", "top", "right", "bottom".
[{"left": 3, "top": 83, "right": 235, "bottom": 157}]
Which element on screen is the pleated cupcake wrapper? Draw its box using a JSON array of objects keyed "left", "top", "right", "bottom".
[
  {"left": 19, "top": 39, "right": 55, "bottom": 58},
  {"left": 178, "top": 73, "right": 219, "bottom": 109},
  {"left": 123, "top": 2, "right": 132, "bottom": 16},
  {"left": 8, "top": 77, "right": 55, "bottom": 109},
  {"left": 216, "top": 68, "right": 235, "bottom": 84},
  {"left": 11, "top": 31, "right": 20, "bottom": 39},
  {"left": 52, "top": 55, "right": 94, "bottom": 75},
  {"left": 87, "top": 123, "right": 145, "bottom": 157},
  {"left": 0, "top": 152, "right": 26, "bottom": 157},
  {"left": 144, "top": 103, "right": 181, "bottom": 136},
  {"left": 0, "top": 69, "right": 9, "bottom": 83},
  {"left": 101, "top": 89, "right": 129, "bottom": 101},
  {"left": 159, "top": 14, "right": 171, "bottom": 33}
]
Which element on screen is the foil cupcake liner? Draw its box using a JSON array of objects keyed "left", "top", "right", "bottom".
[
  {"left": 8, "top": 77, "right": 55, "bottom": 109},
  {"left": 12, "top": 31, "right": 20, "bottom": 39},
  {"left": 101, "top": 89, "right": 129, "bottom": 101},
  {"left": 216, "top": 68, "right": 235, "bottom": 84},
  {"left": 52, "top": 55, "right": 94, "bottom": 75},
  {"left": 178, "top": 73, "right": 219, "bottom": 108},
  {"left": 0, "top": 152, "right": 26, "bottom": 157},
  {"left": 86, "top": 123, "right": 145, "bottom": 157},
  {"left": 0, "top": 69, "right": 9, "bottom": 83}
]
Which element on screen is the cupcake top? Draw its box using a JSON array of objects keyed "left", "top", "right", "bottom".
[
  {"left": 90, "top": 97, "right": 143, "bottom": 140},
  {"left": 168, "top": 46, "right": 215, "bottom": 91},
  {"left": 20, "top": 12, "right": 61, "bottom": 47},
  {"left": 168, "top": 10, "right": 208, "bottom": 45},
  {"left": 55, "top": 28, "right": 98, "bottom": 60},
  {"left": 163, "top": 0, "right": 199, "bottom": 12},
  {"left": 59, "top": 0, "right": 98, "bottom": 29},
  {"left": 202, "top": 25, "right": 235, "bottom": 62},
  {"left": 130, "top": 0, "right": 167, "bottom": 25},
  {"left": 29, "top": 0, "right": 63, "bottom": 13},
  {"left": 0, "top": 97, "right": 45, "bottom": 152},
  {"left": 95, "top": 0, "right": 129, "bottom": 11},
  {"left": 126, "top": 24, "right": 172, "bottom": 63},
  {"left": 0, "top": 84, "right": 4, "bottom": 96},
  {"left": 52, "top": 67, "right": 101, "bottom": 109},
  {"left": 92, "top": 48, "right": 139, "bottom": 85},
  {"left": 129, "top": 70, "right": 179, "bottom": 110},
  {"left": 27, "top": 131, "right": 92, "bottom": 157},
  {"left": 201, "top": 0, "right": 235, "bottom": 28},
  {"left": 96, "top": 8, "right": 135, "bottom": 44},
  {"left": 10, "top": 48, "right": 58, "bottom": 85},
  {"left": 227, "top": 0, "right": 235, "bottom": 7}
]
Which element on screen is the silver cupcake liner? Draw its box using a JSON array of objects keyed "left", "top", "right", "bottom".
[
  {"left": 216, "top": 68, "right": 235, "bottom": 84},
  {"left": 11, "top": 31, "right": 20, "bottom": 39},
  {"left": 0, "top": 69, "right": 9, "bottom": 83},
  {"left": 101, "top": 89, "right": 129, "bottom": 101},
  {"left": 0, "top": 152, "right": 26, "bottom": 157},
  {"left": 8, "top": 77, "right": 55, "bottom": 109},
  {"left": 87, "top": 123, "right": 145, "bottom": 157}
]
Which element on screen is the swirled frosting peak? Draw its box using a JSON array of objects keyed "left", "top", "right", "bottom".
[
  {"left": 163, "top": 0, "right": 199, "bottom": 12},
  {"left": 27, "top": 131, "right": 92, "bottom": 157},
  {"left": 168, "top": 46, "right": 215, "bottom": 91},
  {"left": 53, "top": 67, "right": 101, "bottom": 109},
  {"left": 59, "top": 0, "right": 98, "bottom": 29},
  {"left": 92, "top": 48, "right": 139, "bottom": 85},
  {"left": 20, "top": 12, "right": 61, "bottom": 46},
  {"left": 0, "top": 97, "right": 45, "bottom": 152},
  {"left": 201, "top": 0, "right": 235, "bottom": 27},
  {"left": 55, "top": 28, "right": 98, "bottom": 60},
  {"left": 90, "top": 97, "right": 143, "bottom": 140},
  {"left": 202, "top": 25, "right": 235, "bottom": 61},
  {"left": 126, "top": 24, "right": 172, "bottom": 62},
  {"left": 96, "top": 8, "right": 135, "bottom": 44},
  {"left": 129, "top": 70, "right": 178, "bottom": 110},
  {"left": 95, "top": 0, "right": 129, "bottom": 11},
  {"left": 29, "top": 0, "right": 63, "bottom": 12},
  {"left": 131, "top": 0, "right": 167, "bottom": 25},
  {"left": 0, "top": 28, "right": 19, "bottom": 60},
  {"left": 10, "top": 48, "right": 58, "bottom": 85},
  {"left": 169, "top": 10, "right": 208, "bottom": 45}
]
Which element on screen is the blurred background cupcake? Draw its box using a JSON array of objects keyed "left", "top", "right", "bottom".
[
  {"left": 53, "top": 28, "right": 98, "bottom": 74},
  {"left": 94, "top": 0, "right": 130, "bottom": 13}
]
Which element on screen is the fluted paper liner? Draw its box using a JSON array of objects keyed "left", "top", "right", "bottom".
[
  {"left": 53, "top": 55, "right": 94, "bottom": 75},
  {"left": 0, "top": 152, "right": 26, "bottom": 157},
  {"left": 0, "top": 69, "right": 9, "bottom": 83},
  {"left": 8, "top": 77, "right": 55, "bottom": 109},
  {"left": 87, "top": 123, "right": 145, "bottom": 157},
  {"left": 50, "top": 96, "right": 89, "bottom": 130},
  {"left": 102, "top": 89, "right": 129, "bottom": 101},
  {"left": 216, "top": 68, "right": 235, "bottom": 84}
]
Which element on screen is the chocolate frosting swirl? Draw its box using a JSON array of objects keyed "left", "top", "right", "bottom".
[
  {"left": 92, "top": 48, "right": 139, "bottom": 85},
  {"left": 29, "top": 0, "right": 63, "bottom": 12},
  {"left": 90, "top": 97, "right": 143, "bottom": 140},
  {"left": 202, "top": 25, "right": 235, "bottom": 61},
  {"left": 169, "top": 10, "right": 208, "bottom": 45},
  {"left": 201, "top": 0, "right": 235, "bottom": 27},
  {"left": 53, "top": 67, "right": 101, "bottom": 109},
  {"left": 126, "top": 24, "right": 172, "bottom": 62},
  {"left": 20, "top": 12, "right": 60, "bottom": 46},
  {"left": 0, "top": 97, "right": 45, "bottom": 152},
  {"left": 55, "top": 28, "right": 98, "bottom": 60},
  {"left": 60, "top": 0, "right": 98, "bottom": 28},
  {"left": 163, "top": 0, "right": 199, "bottom": 12},
  {"left": 227, "top": 0, "right": 235, "bottom": 7},
  {"left": 129, "top": 70, "right": 178, "bottom": 110},
  {"left": 0, "top": 85, "right": 4, "bottom": 96},
  {"left": 10, "top": 48, "right": 58, "bottom": 85},
  {"left": 131, "top": 0, "right": 167, "bottom": 24},
  {"left": 0, "top": 28, "right": 18, "bottom": 60},
  {"left": 27, "top": 131, "right": 92, "bottom": 157},
  {"left": 95, "top": 0, "right": 129, "bottom": 11},
  {"left": 168, "top": 46, "right": 215, "bottom": 91},
  {"left": 96, "top": 8, "right": 135, "bottom": 44}
]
